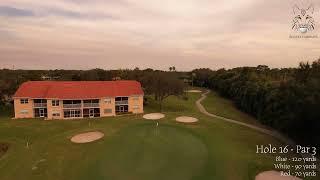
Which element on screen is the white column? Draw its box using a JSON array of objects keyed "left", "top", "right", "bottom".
[{"left": 81, "top": 100, "right": 84, "bottom": 118}]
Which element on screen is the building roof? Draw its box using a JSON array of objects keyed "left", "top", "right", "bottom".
[{"left": 13, "top": 81, "right": 144, "bottom": 99}]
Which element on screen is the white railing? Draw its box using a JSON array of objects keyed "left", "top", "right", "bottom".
[
  {"left": 115, "top": 100, "right": 128, "bottom": 105},
  {"left": 83, "top": 103, "right": 100, "bottom": 107},
  {"left": 63, "top": 104, "right": 82, "bottom": 108},
  {"left": 33, "top": 103, "right": 47, "bottom": 107}
]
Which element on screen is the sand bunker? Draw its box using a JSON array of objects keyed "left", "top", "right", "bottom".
[
  {"left": 176, "top": 116, "right": 199, "bottom": 123},
  {"left": 185, "top": 90, "right": 202, "bottom": 93},
  {"left": 255, "top": 171, "right": 302, "bottom": 180},
  {"left": 71, "top": 131, "right": 104, "bottom": 143},
  {"left": 143, "top": 113, "right": 165, "bottom": 120}
]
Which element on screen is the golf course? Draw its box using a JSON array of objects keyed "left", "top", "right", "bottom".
[{"left": 0, "top": 90, "right": 313, "bottom": 180}]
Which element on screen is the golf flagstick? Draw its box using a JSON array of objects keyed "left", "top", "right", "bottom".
[{"left": 155, "top": 120, "right": 159, "bottom": 135}]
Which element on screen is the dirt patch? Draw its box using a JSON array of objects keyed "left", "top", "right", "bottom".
[
  {"left": 143, "top": 113, "right": 165, "bottom": 120},
  {"left": 255, "top": 171, "right": 302, "bottom": 180},
  {"left": 0, "top": 143, "right": 9, "bottom": 157},
  {"left": 176, "top": 116, "right": 199, "bottom": 123},
  {"left": 185, "top": 90, "right": 202, "bottom": 93},
  {"left": 71, "top": 131, "right": 104, "bottom": 143}
]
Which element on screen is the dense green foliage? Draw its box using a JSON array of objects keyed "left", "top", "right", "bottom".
[
  {"left": 144, "top": 72, "right": 186, "bottom": 111},
  {"left": 192, "top": 59, "right": 320, "bottom": 147},
  {"left": 0, "top": 68, "right": 185, "bottom": 113},
  {"left": 0, "top": 143, "right": 9, "bottom": 158}
]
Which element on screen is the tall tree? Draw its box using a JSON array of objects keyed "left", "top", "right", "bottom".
[{"left": 148, "top": 72, "right": 185, "bottom": 111}]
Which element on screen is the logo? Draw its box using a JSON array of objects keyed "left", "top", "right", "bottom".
[{"left": 292, "top": 4, "right": 315, "bottom": 34}]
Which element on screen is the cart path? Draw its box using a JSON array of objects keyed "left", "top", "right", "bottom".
[
  {"left": 196, "top": 90, "right": 320, "bottom": 172},
  {"left": 196, "top": 90, "right": 296, "bottom": 145}
]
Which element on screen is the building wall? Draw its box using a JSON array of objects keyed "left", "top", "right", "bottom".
[
  {"left": 100, "top": 97, "right": 116, "bottom": 117},
  {"left": 14, "top": 98, "right": 34, "bottom": 118},
  {"left": 14, "top": 95, "right": 144, "bottom": 119},
  {"left": 47, "top": 100, "right": 63, "bottom": 120},
  {"left": 128, "top": 95, "right": 144, "bottom": 114}
]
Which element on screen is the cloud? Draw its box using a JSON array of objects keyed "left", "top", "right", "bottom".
[
  {"left": 41, "top": 8, "right": 115, "bottom": 20},
  {"left": 0, "top": 6, "right": 34, "bottom": 17},
  {"left": 47, "top": 8, "right": 84, "bottom": 18},
  {"left": 0, "top": 4, "right": 115, "bottom": 20},
  {"left": 0, "top": 0, "right": 319, "bottom": 70},
  {"left": 0, "top": 28, "right": 19, "bottom": 41}
]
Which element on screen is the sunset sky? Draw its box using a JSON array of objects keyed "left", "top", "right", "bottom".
[{"left": 0, "top": 0, "right": 319, "bottom": 70}]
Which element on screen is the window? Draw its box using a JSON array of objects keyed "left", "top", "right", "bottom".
[
  {"left": 34, "top": 99, "right": 46, "bottom": 103},
  {"left": 20, "top": 110, "right": 28, "bottom": 114},
  {"left": 104, "top": 109, "right": 112, "bottom": 114},
  {"left": 20, "top": 99, "right": 28, "bottom": 104},
  {"left": 83, "top": 108, "right": 100, "bottom": 117},
  {"left": 104, "top": 98, "right": 111, "bottom": 104},
  {"left": 132, "top": 96, "right": 139, "bottom": 101},
  {"left": 52, "top": 113, "right": 60, "bottom": 117},
  {"left": 34, "top": 108, "right": 47, "bottom": 118},
  {"left": 115, "top": 105, "right": 128, "bottom": 113},
  {"left": 115, "top": 97, "right": 128, "bottom": 101},
  {"left": 133, "top": 105, "right": 139, "bottom": 110},
  {"left": 115, "top": 97, "right": 128, "bottom": 105},
  {"left": 84, "top": 99, "right": 99, "bottom": 104},
  {"left": 63, "top": 100, "right": 81, "bottom": 104},
  {"left": 63, "top": 100, "right": 81, "bottom": 108},
  {"left": 52, "top": 100, "right": 59, "bottom": 107},
  {"left": 83, "top": 99, "right": 99, "bottom": 107},
  {"left": 63, "top": 109, "right": 81, "bottom": 118}
]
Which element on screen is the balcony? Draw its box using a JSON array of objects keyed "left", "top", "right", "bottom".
[
  {"left": 33, "top": 103, "right": 47, "bottom": 108},
  {"left": 83, "top": 103, "right": 100, "bottom": 108},
  {"left": 115, "top": 100, "right": 128, "bottom": 105},
  {"left": 63, "top": 104, "right": 82, "bottom": 108}
]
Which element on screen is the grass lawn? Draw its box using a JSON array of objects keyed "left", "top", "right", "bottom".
[
  {"left": 0, "top": 91, "right": 314, "bottom": 180},
  {"left": 201, "top": 91, "right": 265, "bottom": 127}
]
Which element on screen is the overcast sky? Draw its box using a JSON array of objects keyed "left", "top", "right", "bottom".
[{"left": 0, "top": 0, "right": 319, "bottom": 70}]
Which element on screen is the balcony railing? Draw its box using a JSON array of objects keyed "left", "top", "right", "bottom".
[
  {"left": 63, "top": 104, "right": 82, "bottom": 108},
  {"left": 115, "top": 100, "right": 128, "bottom": 105},
  {"left": 83, "top": 103, "right": 100, "bottom": 108},
  {"left": 33, "top": 103, "right": 47, "bottom": 108}
]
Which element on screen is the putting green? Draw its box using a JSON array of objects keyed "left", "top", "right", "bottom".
[{"left": 80, "top": 124, "right": 208, "bottom": 180}]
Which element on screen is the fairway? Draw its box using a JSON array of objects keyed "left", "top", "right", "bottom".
[
  {"left": 0, "top": 91, "right": 315, "bottom": 180},
  {"left": 201, "top": 91, "right": 261, "bottom": 126}
]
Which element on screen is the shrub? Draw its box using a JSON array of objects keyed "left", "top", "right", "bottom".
[{"left": 0, "top": 143, "right": 9, "bottom": 157}]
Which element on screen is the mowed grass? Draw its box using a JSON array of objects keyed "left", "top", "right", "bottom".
[
  {"left": 0, "top": 91, "right": 313, "bottom": 180},
  {"left": 202, "top": 91, "right": 264, "bottom": 126}
]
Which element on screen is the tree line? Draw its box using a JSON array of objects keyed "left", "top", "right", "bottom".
[
  {"left": 0, "top": 68, "right": 186, "bottom": 114},
  {"left": 192, "top": 59, "right": 320, "bottom": 147}
]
